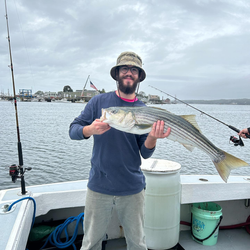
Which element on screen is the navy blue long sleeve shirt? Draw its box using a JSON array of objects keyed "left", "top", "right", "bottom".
[{"left": 69, "top": 91, "right": 155, "bottom": 196}]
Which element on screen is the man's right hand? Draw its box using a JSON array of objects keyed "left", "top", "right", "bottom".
[{"left": 83, "top": 119, "right": 111, "bottom": 137}]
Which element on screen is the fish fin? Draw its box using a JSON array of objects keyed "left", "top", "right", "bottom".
[
  {"left": 151, "top": 107, "right": 176, "bottom": 115},
  {"left": 182, "top": 144, "right": 195, "bottom": 152},
  {"left": 152, "top": 107, "right": 172, "bottom": 113},
  {"left": 135, "top": 124, "right": 153, "bottom": 130},
  {"left": 213, "top": 151, "right": 249, "bottom": 183},
  {"left": 180, "top": 115, "right": 201, "bottom": 132}
]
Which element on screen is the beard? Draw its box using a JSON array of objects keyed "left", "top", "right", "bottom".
[{"left": 117, "top": 76, "right": 140, "bottom": 95}]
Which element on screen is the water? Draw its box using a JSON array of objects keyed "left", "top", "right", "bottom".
[{"left": 0, "top": 101, "right": 250, "bottom": 190}]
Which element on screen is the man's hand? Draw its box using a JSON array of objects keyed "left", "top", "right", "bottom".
[
  {"left": 148, "top": 120, "right": 171, "bottom": 139},
  {"left": 83, "top": 119, "right": 111, "bottom": 137},
  {"left": 144, "top": 120, "right": 171, "bottom": 149},
  {"left": 238, "top": 128, "right": 250, "bottom": 139}
]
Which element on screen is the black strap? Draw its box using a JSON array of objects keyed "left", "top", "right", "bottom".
[{"left": 191, "top": 213, "right": 223, "bottom": 242}]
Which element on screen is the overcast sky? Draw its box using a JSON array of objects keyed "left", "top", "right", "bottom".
[{"left": 0, "top": 0, "right": 249, "bottom": 100}]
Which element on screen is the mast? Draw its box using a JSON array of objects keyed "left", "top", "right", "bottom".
[{"left": 81, "top": 75, "right": 90, "bottom": 97}]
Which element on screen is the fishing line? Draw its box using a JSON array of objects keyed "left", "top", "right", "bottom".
[{"left": 149, "top": 85, "right": 250, "bottom": 141}]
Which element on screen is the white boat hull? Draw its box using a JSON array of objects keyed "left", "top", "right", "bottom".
[{"left": 1, "top": 159, "right": 250, "bottom": 250}]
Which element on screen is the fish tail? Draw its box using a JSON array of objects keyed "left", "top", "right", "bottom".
[{"left": 213, "top": 151, "right": 249, "bottom": 183}]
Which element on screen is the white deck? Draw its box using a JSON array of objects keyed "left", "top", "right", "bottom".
[{"left": 1, "top": 174, "right": 250, "bottom": 250}]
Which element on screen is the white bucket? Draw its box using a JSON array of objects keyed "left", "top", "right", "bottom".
[{"left": 141, "top": 158, "right": 181, "bottom": 250}]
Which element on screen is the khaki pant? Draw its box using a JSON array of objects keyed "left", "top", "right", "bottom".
[{"left": 80, "top": 188, "right": 147, "bottom": 250}]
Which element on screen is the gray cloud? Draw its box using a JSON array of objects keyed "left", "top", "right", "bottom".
[{"left": 1, "top": 0, "right": 249, "bottom": 100}]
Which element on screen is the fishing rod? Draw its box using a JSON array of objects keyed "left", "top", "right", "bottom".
[
  {"left": 5, "top": 0, "right": 31, "bottom": 194},
  {"left": 149, "top": 85, "right": 250, "bottom": 145}
]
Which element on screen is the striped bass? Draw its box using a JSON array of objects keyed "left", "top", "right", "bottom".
[{"left": 100, "top": 106, "right": 249, "bottom": 182}]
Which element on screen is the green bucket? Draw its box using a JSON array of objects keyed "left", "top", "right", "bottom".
[{"left": 191, "top": 202, "right": 223, "bottom": 246}]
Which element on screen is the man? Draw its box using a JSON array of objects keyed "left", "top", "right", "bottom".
[{"left": 69, "top": 51, "right": 170, "bottom": 250}]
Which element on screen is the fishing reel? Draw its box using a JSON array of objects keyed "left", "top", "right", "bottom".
[
  {"left": 9, "top": 164, "right": 32, "bottom": 183},
  {"left": 230, "top": 136, "right": 244, "bottom": 147}
]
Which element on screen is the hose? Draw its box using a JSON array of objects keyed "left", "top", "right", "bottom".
[
  {"left": 219, "top": 215, "right": 250, "bottom": 234},
  {"left": 8, "top": 197, "right": 36, "bottom": 228},
  {"left": 181, "top": 215, "right": 250, "bottom": 234},
  {"left": 8, "top": 197, "right": 84, "bottom": 249},
  {"left": 40, "top": 212, "right": 84, "bottom": 250}
]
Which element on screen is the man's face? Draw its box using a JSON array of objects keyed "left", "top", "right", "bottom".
[{"left": 117, "top": 66, "right": 140, "bottom": 95}]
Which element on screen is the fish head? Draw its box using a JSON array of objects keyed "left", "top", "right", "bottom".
[
  {"left": 100, "top": 107, "right": 135, "bottom": 131},
  {"left": 101, "top": 107, "right": 124, "bottom": 122}
]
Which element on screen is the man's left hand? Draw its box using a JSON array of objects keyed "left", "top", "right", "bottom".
[
  {"left": 149, "top": 120, "right": 171, "bottom": 139},
  {"left": 144, "top": 121, "right": 171, "bottom": 149}
]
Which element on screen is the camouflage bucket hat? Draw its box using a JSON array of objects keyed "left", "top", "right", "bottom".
[{"left": 110, "top": 51, "right": 146, "bottom": 82}]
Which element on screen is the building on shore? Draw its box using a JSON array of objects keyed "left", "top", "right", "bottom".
[{"left": 19, "top": 89, "right": 32, "bottom": 101}]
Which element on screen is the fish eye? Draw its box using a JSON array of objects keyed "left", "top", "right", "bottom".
[{"left": 110, "top": 108, "right": 118, "bottom": 114}]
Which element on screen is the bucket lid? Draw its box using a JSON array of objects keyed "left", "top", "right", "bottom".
[{"left": 141, "top": 158, "right": 181, "bottom": 174}]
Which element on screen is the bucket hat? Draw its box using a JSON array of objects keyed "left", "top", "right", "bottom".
[{"left": 110, "top": 51, "right": 146, "bottom": 82}]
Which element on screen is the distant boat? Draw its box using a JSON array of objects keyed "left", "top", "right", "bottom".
[
  {"left": 53, "top": 98, "right": 70, "bottom": 103},
  {"left": 75, "top": 100, "right": 85, "bottom": 104}
]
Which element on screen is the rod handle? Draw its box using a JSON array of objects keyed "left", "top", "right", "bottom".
[
  {"left": 229, "top": 125, "right": 250, "bottom": 139},
  {"left": 228, "top": 125, "right": 240, "bottom": 133},
  {"left": 18, "top": 142, "right": 23, "bottom": 166}
]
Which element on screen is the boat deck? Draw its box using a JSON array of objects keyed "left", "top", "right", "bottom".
[
  {"left": 104, "top": 228, "right": 250, "bottom": 250},
  {"left": 1, "top": 174, "right": 250, "bottom": 250},
  {"left": 179, "top": 229, "right": 250, "bottom": 250},
  {"left": 29, "top": 228, "right": 250, "bottom": 250}
]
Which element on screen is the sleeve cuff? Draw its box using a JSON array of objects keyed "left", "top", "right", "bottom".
[{"left": 141, "top": 143, "right": 155, "bottom": 159}]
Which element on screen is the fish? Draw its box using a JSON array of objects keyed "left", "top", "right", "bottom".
[{"left": 100, "top": 106, "right": 249, "bottom": 183}]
